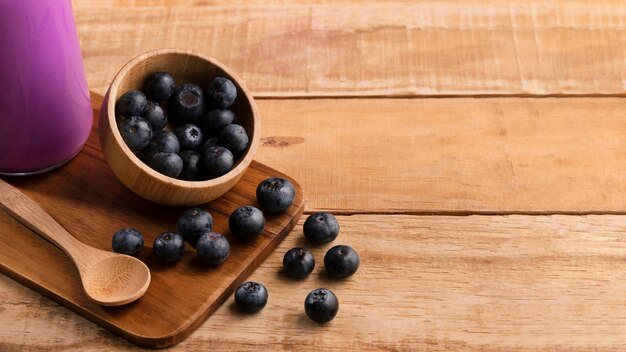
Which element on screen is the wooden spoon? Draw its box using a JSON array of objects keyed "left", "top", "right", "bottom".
[{"left": 0, "top": 179, "right": 150, "bottom": 306}]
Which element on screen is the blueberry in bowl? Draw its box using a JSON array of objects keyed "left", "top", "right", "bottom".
[{"left": 99, "top": 49, "right": 260, "bottom": 206}]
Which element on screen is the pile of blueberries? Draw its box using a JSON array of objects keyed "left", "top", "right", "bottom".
[
  {"left": 115, "top": 72, "right": 248, "bottom": 180},
  {"left": 111, "top": 176, "right": 359, "bottom": 324}
]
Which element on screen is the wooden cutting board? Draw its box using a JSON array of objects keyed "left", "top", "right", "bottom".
[{"left": 0, "top": 121, "right": 304, "bottom": 348}]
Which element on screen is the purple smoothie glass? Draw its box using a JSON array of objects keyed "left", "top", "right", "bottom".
[{"left": 0, "top": 0, "right": 92, "bottom": 175}]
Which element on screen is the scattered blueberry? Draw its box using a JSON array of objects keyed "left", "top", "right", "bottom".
[
  {"left": 144, "top": 71, "right": 175, "bottom": 102},
  {"left": 169, "top": 83, "right": 205, "bottom": 123},
  {"left": 116, "top": 90, "right": 147, "bottom": 117},
  {"left": 235, "top": 281, "right": 268, "bottom": 313},
  {"left": 111, "top": 228, "right": 144, "bottom": 255},
  {"left": 324, "top": 245, "right": 360, "bottom": 279},
  {"left": 141, "top": 130, "right": 180, "bottom": 161},
  {"left": 153, "top": 232, "right": 185, "bottom": 263},
  {"left": 219, "top": 124, "right": 249, "bottom": 155},
  {"left": 176, "top": 208, "right": 213, "bottom": 247},
  {"left": 200, "top": 109, "right": 235, "bottom": 136},
  {"left": 147, "top": 152, "right": 183, "bottom": 178},
  {"left": 201, "top": 146, "right": 234, "bottom": 177},
  {"left": 229, "top": 205, "right": 265, "bottom": 241},
  {"left": 256, "top": 177, "right": 295, "bottom": 213},
  {"left": 196, "top": 232, "right": 230, "bottom": 265},
  {"left": 143, "top": 101, "right": 168, "bottom": 130},
  {"left": 303, "top": 212, "right": 340, "bottom": 245},
  {"left": 283, "top": 247, "right": 315, "bottom": 279},
  {"left": 118, "top": 116, "right": 152, "bottom": 153},
  {"left": 205, "top": 77, "right": 237, "bottom": 108},
  {"left": 174, "top": 123, "right": 204, "bottom": 151},
  {"left": 305, "top": 288, "right": 339, "bottom": 324},
  {"left": 179, "top": 150, "right": 202, "bottom": 181}
]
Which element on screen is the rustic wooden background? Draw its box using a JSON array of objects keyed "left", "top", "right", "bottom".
[{"left": 2, "top": 0, "right": 626, "bottom": 350}]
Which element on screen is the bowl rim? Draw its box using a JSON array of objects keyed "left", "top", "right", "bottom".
[{"left": 105, "top": 48, "right": 260, "bottom": 189}]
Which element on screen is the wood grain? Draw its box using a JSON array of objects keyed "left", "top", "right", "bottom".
[
  {"left": 2, "top": 214, "right": 626, "bottom": 351},
  {"left": 74, "top": 1, "right": 626, "bottom": 98},
  {"left": 250, "top": 97, "right": 626, "bottom": 214},
  {"left": 0, "top": 142, "right": 304, "bottom": 347},
  {"left": 72, "top": 0, "right": 489, "bottom": 6},
  {"left": 0, "top": 180, "right": 151, "bottom": 306},
  {"left": 89, "top": 94, "right": 626, "bottom": 214}
]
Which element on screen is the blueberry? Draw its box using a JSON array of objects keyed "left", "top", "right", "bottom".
[
  {"left": 205, "top": 77, "right": 237, "bottom": 108},
  {"left": 235, "top": 281, "right": 268, "bottom": 313},
  {"left": 147, "top": 152, "right": 183, "bottom": 178},
  {"left": 144, "top": 71, "right": 175, "bottom": 102},
  {"left": 256, "top": 177, "right": 295, "bottom": 213},
  {"left": 143, "top": 101, "right": 168, "bottom": 130},
  {"left": 174, "top": 123, "right": 204, "bottom": 151},
  {"left": 196, "top": 232, "right": 230, "bottom": 265},
  {"left": 229, "top": 205, "right": 265, "bottom": 241},
  {"left": 111, "top": 228, "right": 144, "bottom": 255},
  {"left": 176, "top": 208, "right": 213, "bottom": 247},
  {"left": 324, "top": 245, "right": 360, "bottom": 279},
  {"left": 200, "top": 137, "right": 219, "bottom": 154},
  {"left": 219, "top": 124, "right": 249, "bottom": 156},
  {"left": 305, "top": 288, "right": 339, "bottom": 324},
  {"left": 140, "top": 130, "right": 180, "bottom": 161},
  {"left": 153, "top": 232, "right": 185, "bottom": 263},
  {"left": 118, "top": 116, "right": 152, "bottom": 153},
  {"left": 303, "top": 212, "right": 339, "bottom": 245},
  {"left": 201, "top": 146, "right": 233, "bottom": 177},
  {"left": 116, "top": 91, "right": 147, "bottom": 117},
  {"left": 179, "top": 151, "right": 202, "bottom": 181},
  {"left": 200, "top": 109, "right": 235, "bottom": 136},
  {"left": 168, "top": 83, "right": 205, "bottom": 123},
  {"left": 283, "top": 247, "right": 315, "bottom": 279}
]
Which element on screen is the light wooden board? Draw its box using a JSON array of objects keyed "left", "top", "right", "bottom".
[
  {"left": 87, "top": 94, "right": 626, "bottom": 214},
  {"left": 74, "top": 1, "right": 626, "bottom": 98},
  {"left": 253, "top": 97, "right": 626, "bottom": 214},
  {"left": 2, "top": 214, "right": 626, "bottom": 351}
]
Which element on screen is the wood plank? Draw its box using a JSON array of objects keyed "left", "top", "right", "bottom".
[
  {"left": 2, "top": 214, "right": 626, "bottom": 351},
  {"left": 246, "top": 97, "right": 626, "bottom": 213},
  {"left": 74, "top": 2, "right": 626, "bottom": 98},
  {"left": 88, "top": 94, "right": 626, "bottom": 214}
]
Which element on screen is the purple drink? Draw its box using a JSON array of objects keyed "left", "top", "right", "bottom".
[{"left": 0, "top": 0, "right": 92, "bottom": 175}]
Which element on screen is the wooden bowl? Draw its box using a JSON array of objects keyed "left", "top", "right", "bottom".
[{"left": 98, "top": 49, "right": 260, "bottom": 206}]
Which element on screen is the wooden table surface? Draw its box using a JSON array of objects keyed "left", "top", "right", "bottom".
[{"left": 2, "top": 1, "right": 626, "bottom": 350}]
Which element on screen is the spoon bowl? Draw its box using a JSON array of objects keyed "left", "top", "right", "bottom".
[
  {"left": 81, "top": 254, "right": 151, "bottom": 306},
  {"left": 0, "top": 179, "right": 151, "bottom": 306}
]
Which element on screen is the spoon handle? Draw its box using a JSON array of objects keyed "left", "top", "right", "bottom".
[{"left": 0, "top": 179, "right": 84, "bottom": 259}]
